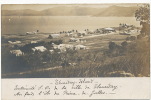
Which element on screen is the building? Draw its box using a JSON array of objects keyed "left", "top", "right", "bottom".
[
  {"left": 102, "top": 28, "right": 116, "bottom": 33},
  {"left": 74, "top": 45, "right": 86, "bottom": 50},
  {"left": 53, "top": 44, "right": 74, "bottom": 52},
  {"left": 32, "top": 46, "right": 47, "bottom": 52},
  {"left": 48, "top": 34, "right": 60, "bottom": 39},
  {"left": 8, "top": 41, "right": 21, "bottom": 44},
  {"left": 26, "top": 30, "right": 39, "bottom": 35},
  {"left": 10, "top": 50, "right": 24, "bottom": 56},
  {"left": 69, "top": 38, "right": 79, "bottom": 42}
]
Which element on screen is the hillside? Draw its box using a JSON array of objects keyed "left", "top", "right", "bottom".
[
  {"left": 95, "top": 5, "right": 138, "bottom": 17},
  {"left": 2, "top": 5, "right": 138, "bottom": 17}
]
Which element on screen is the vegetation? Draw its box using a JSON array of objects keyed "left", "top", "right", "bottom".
[
  {"left": 2, "top": 35, "right": 149, "bottom": 78},
  {"left": 135, "top": 4, "right": 150, "bottom": 36}
]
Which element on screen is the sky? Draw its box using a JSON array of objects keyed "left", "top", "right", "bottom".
[{"left": 2, "top": 3, "right": 141, "bottom": 11}]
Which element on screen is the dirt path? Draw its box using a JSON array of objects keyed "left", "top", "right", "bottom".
[{"left": 82, "top": 32, "right": 118, "bottom": 39}]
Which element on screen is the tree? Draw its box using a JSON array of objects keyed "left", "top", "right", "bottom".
[
  {"left": 135, "top": 4, "right": 150, "bottom": 36},
  {"left": 109, "top": 41, "right": 117, "bottom": 51}
]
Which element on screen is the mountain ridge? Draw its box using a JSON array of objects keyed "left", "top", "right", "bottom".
[{"left": 2, "top": 5, "right": 138, "bottom": 17}]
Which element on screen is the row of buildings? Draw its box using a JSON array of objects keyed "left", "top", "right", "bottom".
[
  {"left": 48, "top": 27, "right": 116, "bottom": 39},
  {"left": 10, "top": 43, "right": 88, "bottom": 56}
]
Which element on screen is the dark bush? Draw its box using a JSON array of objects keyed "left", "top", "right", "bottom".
[
  {"left": 109, "top": 41, "right": 117, "bottom": 51},
  {"left": 121, "top": 41, "right": 128, "bottom": 47}
]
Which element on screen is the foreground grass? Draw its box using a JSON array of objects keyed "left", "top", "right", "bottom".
[{"left": 3, "top": 36, "right": 149, "bottom": 78}]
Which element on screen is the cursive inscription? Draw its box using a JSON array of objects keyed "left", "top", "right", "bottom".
[{"left": 13, "top": 78, "right": 120, "bottom": 98}]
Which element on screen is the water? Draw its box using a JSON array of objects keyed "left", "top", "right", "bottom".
[{"left": 2, "top": 16, "right": 140, "bottom": 34}]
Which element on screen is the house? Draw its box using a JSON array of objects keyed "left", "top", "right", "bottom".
[
  {"left": 102, "top": 28, "right": 116, "bottom": 33},
  {"left": 65, "top": 44, "right": 74, "bottom": 50},
  {"left": 53, "top": 44, "right": 74, "bottom": 52},
  {"left": 10, "top": 50, "right": 24, "bottom": 56},
  {"left": 52, "top": 44, "right": 66, "bottom": 52},
  {"left": 69, "top": 38, "right": 79, "bottom": 42},
  {"left": 8, "top": 41, "right": 21, "bottom": 44},
  {"left": 53, "top": 44, "right": 58, "bottom": 49},
  {"left": 48, "top": 34, "right": 60, "bottom": 39},
  {"left": 49, "top": 50, "right": 54, "bottom": 54},
  {"left": 26, "top": 30, "right": 39, "bottom": 35},
  {"left": 56, "top": 44, "right": 67, "bottom": 52},
  {"left": 32, "top": 46, "right": 47, "bottom": 52},
  {"left": 66, "top": 32, "right": 73, "bottom": 36},
  {"left": 26, "top": 32, "right": 34, "bottom": 35},
  {"left": 57, "top": 44, "right": 66, "bottom": 49},
  {"left": 74, "top": 45, "right": 86, "bottom": 50}
]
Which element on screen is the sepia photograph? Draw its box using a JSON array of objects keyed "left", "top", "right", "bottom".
[{"left": 1, "top": 4, "right": 150, "bottom": 78}]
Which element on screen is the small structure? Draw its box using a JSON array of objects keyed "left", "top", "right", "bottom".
[
  {"left": 32, "top": 46, "right": 47, "bottom": 52},
  {"left": 65, "top": 44, "right": 74, "bottom": 50},
  {"left": 102, "top": 28, "right": 116, "bottom": 33},
  {"left": 74, "top": 45, "right": 86, "bottom": 50},
  {"left": 8, "top": 41, "right": 21, "bottom": 44},
  {"left": 66, "top": 32, "right": 73, "bottom": 36},
  {"left": 26, "top": 32, "right": 34, "bottom": 35},
  {"left": 69, "top": 38, "right": 79, "bottom": 42},
  {"left": 48, "top": 34, "right": 60, "bottom": 39},
  {"left": 10, "top": 50, "right": 24, "bottom": 56},
  {"left": 26, "top": 30, "right": 39, "bottom": 35},
  {"left": 53, "top": 45, "right": 58, "bottom": 49},
  {"left": 49, "top": 50, "right": 54, "bottom": 54},
  {"left": 56, "top": 44, "right": 66, "bottom": 52},
  {"left": 53, "top": 44, "right": 66, "bottom": 52},
  {"left": 53, "top": 44, "right": 74, "bottom": 52}
]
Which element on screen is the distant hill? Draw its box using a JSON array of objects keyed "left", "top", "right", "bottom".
[
  {"left": 95, "top": 5, "right": 138, "bottom": 17},
  {"left": 2, "top": 6, "right": 138, "bottom": 17},
  {"left": 40, "top": 6, "right": 106, "bottom": 16},
  {"left": 2, "top": 9, "right": 41, "bottom": 16}
]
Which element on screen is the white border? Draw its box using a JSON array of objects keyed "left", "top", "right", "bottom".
[
  {"left": 0, "top": 0, "right": 151, "bottom": 100},
  {"left": 0, "top": 0, "right": 150, "bottom": 4}
]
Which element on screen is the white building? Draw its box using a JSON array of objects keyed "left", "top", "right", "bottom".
[
  {"left": 75, "top": 45, "right": 86, "bottom": 50},
  {"left": 10, "top": 50, "right": 24, "bottom": 56},
  {"left": 32, "top": 46, "right": 47, "bottom": 52},
  {"left": 49, "top": 50, "right": 54, "bottom": 54},
  {"left": 48, "top": 34, "right": 60, "bottom": 39},
  {"left": 53, "top": 44, "right": 74, "bottom": 52},
  {"left": 8, "top": 41, "right": 21, "bottom": 44},
  {"left": 69, "top": 38, "right": 80, "bottom": 42}
]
